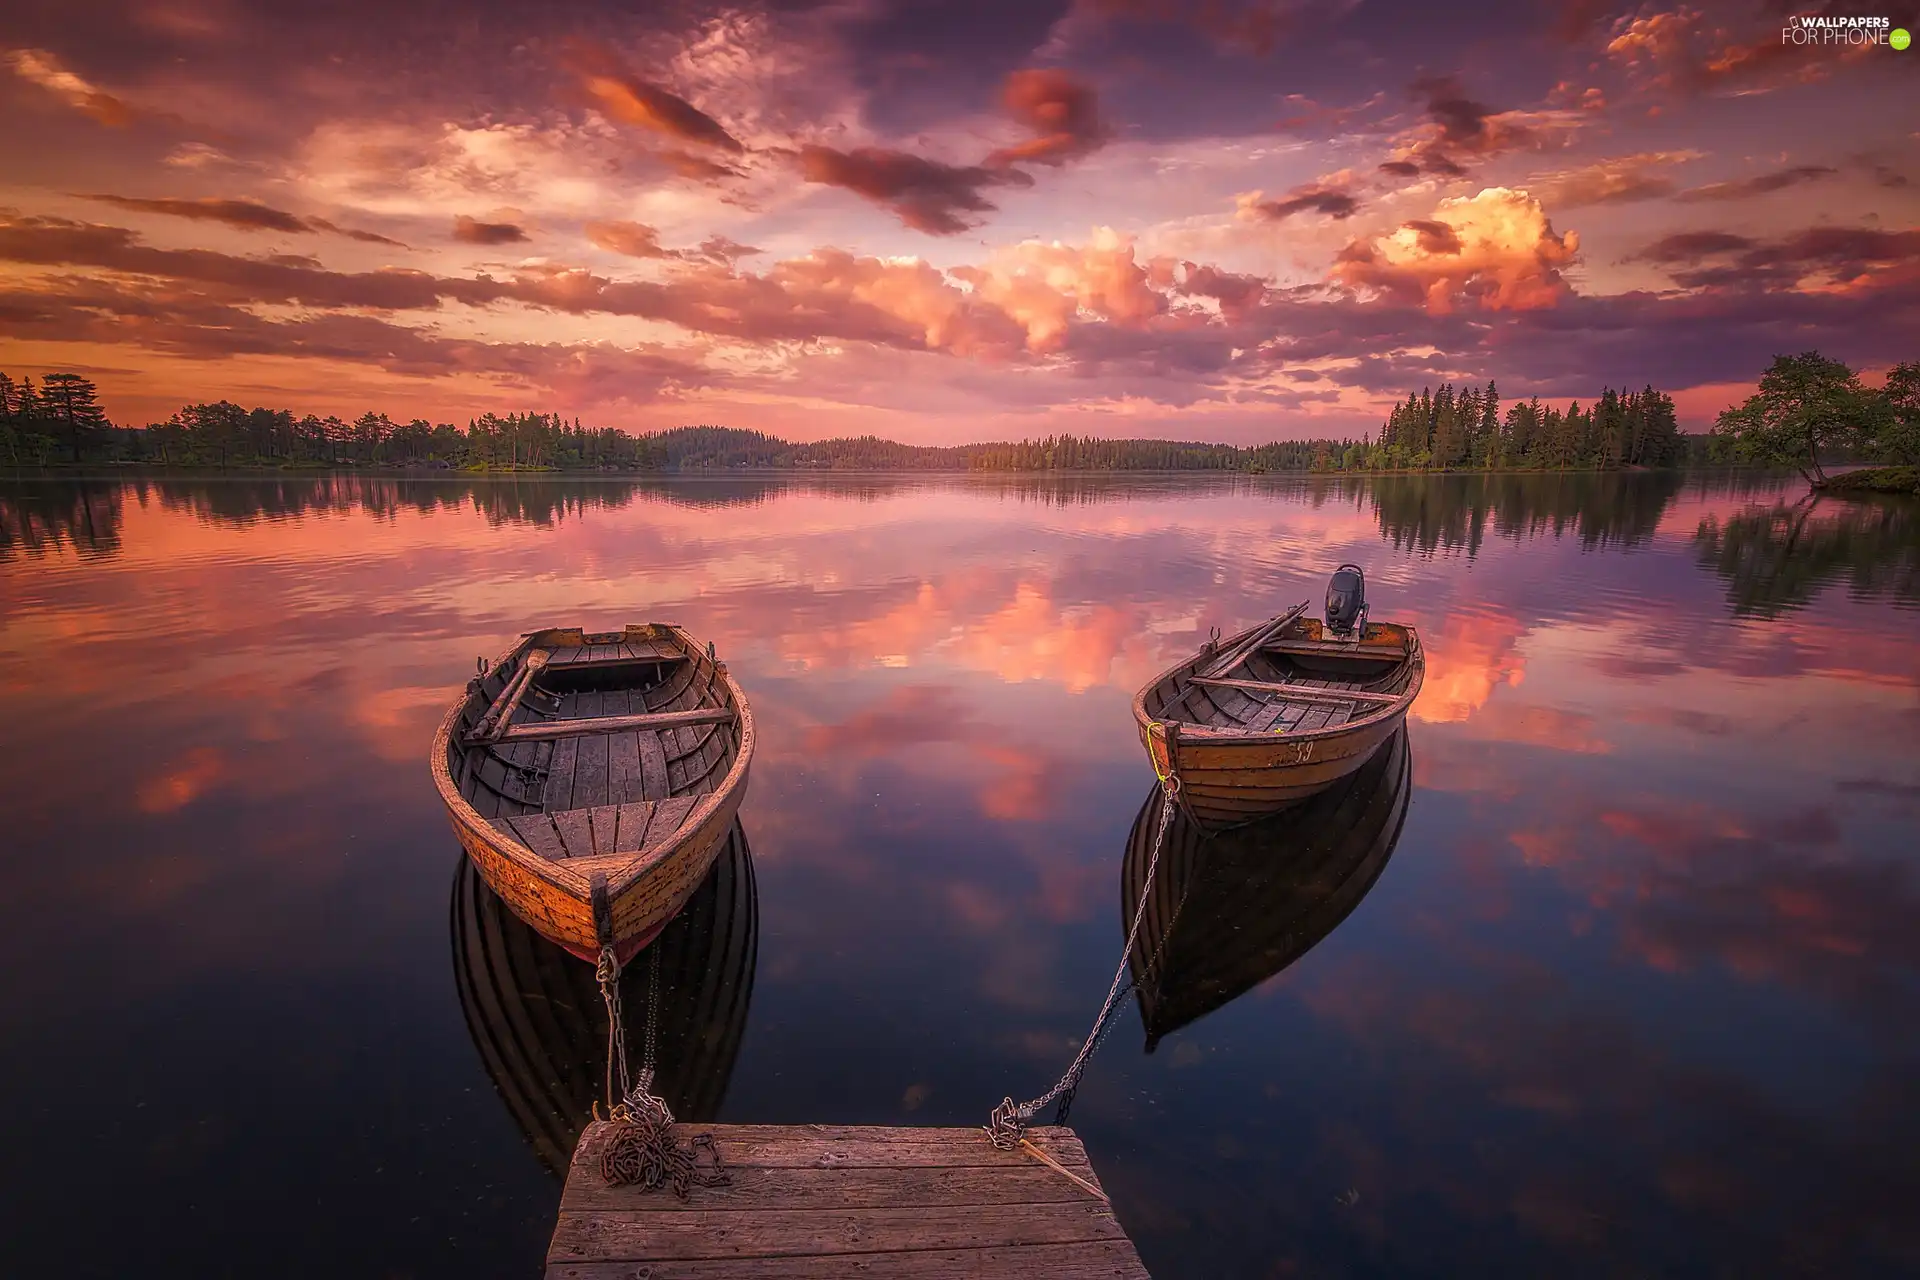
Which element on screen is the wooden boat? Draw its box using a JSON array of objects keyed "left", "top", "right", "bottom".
[
  {"left": 1123, "top": 727, "right": 1410, "bottom": 1050},
  {"left": 1133, "top": 580, "right": 1422, "bottom": 831},
  {"left": 451, "top": 822, "right": 757, "bottom": 1178},
  {"left": 431, "top": 623, "right": 753, "bottom": 964}
]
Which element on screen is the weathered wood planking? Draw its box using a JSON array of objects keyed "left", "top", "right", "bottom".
[{"left": 547, "top": 1123, "right": 1149, "bottom": 1279}]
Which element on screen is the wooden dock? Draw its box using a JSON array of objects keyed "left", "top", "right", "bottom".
[{"left": 546, "top": 1121, "right": 1150, "bottom": 1278}]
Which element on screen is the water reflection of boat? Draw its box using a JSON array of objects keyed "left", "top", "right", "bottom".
[
  {"left": 450, "top": 820, "right": 757, "bottom": 1179},
  {"left": 1123, "top": 728, "right": 1410, "bottom": 1051},
  {"left": 432, "top": 622, "right": 754, "bottom": 965},
  {"left": 1134, "top": 569, "right": 1422, "bottom": 831}
]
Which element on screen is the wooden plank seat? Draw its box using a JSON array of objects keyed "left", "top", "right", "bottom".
[
  {"left": 1189, "top": 676, "right": 1403, "bottom": 706},
  {"left": 485, "top": 707, "right": 736, "bottom": 745},
  {"left": 544, "top": 639, "right": 684, "bottom": 665},
  {"left": 1261, "top": 637, "right": 1409, "bottom": 661}
]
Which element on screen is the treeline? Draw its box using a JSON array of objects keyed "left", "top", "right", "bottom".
[
  {"left": 4, "top": 370, "right": 1713, "bottom": 474},
  {"left": 1369, "top": 382, "right": 1684, "bottom": 470}
]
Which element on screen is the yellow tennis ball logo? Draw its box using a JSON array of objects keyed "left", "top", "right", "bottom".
[{"left": 1893, "top": 28, "right": 1911, "bottom": 49}]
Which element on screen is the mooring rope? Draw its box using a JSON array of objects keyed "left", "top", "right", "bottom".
[
  {"left": 594, "top": 943, "right": 731, "bottom": 1198},
  {"left": 986, "top": 769, "right": 1182, "bottom": 1151}
]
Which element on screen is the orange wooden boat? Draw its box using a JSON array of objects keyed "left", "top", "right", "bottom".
[
  {"left": 1133, "top": 567, "right": 1422, "bottom": 832},
  {"left": 430, "top": 623, "right": 752, "bottom": 964}
]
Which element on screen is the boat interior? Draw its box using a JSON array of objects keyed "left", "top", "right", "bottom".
[
  {"left": 1144, "top": 613, "right": 1417, "bottom": 738},
  {"left": 447, "top": 628, "right": 742, "bottom": 862}
]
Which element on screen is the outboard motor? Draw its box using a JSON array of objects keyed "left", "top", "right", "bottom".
[{"left": 1325, "top": 563, "right": 1367, "bottom": 637}]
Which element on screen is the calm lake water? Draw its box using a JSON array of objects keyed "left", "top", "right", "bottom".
[{"left": 2, "top": 471, "right": 1917, "bottom": 1279}]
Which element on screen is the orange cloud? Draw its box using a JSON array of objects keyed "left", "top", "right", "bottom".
[
  {"left": 576, "top": 68, "right": 744, "bottom": 154},
  {"left": 986, "top": 69, "right": 1110, "bottom": 168},
  {"left": 1334, "top": 188, "right": 1581, "bottom": 314},
  {"left": 1410, "top": 606, "right": 1527, "bottom": 724},
  {"left": 585, "top": 219, "right": 670, "bottom": 259},
  {"left": 955, "top": 228, "right": 1164, "bottom": 350},
  {"left": 5, "top": 49, "right": 139, "bottom": 126},
  {"left": 136, "top": 746, "right": 226, "bottom": 813}
]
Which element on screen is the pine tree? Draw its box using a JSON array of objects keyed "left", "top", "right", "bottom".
[
  {"left": 41, "top": 372, "right": 108, "bottom": 461},
  {"left": 1478, "top": 381, "right": 1500, "bottom": 467},
  {"left": 1431, "top": 383, "right": 1465, "bottom": 468}
]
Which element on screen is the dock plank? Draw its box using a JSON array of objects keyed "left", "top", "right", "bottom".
[
  {"left": 550, "top": 1239, "right": 1151, "bottom": 1278},
  {"left": 548, "top": 1123, "right": 1146, "bottom": 1278}
]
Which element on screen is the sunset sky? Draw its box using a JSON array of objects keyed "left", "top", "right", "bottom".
[{"left": 0, "top": 0, "right": 1915, "bottom": 442}]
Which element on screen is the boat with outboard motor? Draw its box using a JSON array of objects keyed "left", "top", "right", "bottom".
[{"left": 1132, "top": 565, "right": 1422, "bottom": 831}]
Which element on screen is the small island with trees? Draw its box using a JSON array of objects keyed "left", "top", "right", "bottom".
[
  {"left": 1, "top": 352, "right": 1913, "bottom": 490},
  {"left": 1710, "top": 353, "right": 1918, "bottom": 495}
]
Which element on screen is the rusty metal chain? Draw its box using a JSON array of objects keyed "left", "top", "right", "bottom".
[{"left": 595, "top": 942, "right": 731, "bottom": 1198}]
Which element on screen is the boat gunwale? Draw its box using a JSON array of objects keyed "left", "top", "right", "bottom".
[
  {"left": 1131, "top": 615, "right": 1425, "bottom": 747},
  {"left": 429, "top": 623, "right": 757, "bottom": 902}
]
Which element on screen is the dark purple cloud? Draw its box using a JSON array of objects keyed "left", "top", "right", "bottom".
[
  {"left": 1636, "top": 225, "right": 1920, "bottom": 288},
  {"left": 1404, "top": 219, "right": 1463, "bottom": 254},
  {"left": 452, "top": 216, "right": 528, "bottom": 246},
  {"left": 799, "top": 145, "right": 1032, "bottom": 235},
  {"left": 1416, "top": 76, "right": 1501, "bottom": 149},
  {"left": 1635, "top": 231, "right": 1756, "bottom": 262},
  {"left": 81, "top": 194, "right": 404, "bottom": 245},
  {"left": 1243, "top": 185, "right": 1360, "bottom": 221},
  {"left": 1676, "top": 165, "right": 1838, "bottom": 203}
]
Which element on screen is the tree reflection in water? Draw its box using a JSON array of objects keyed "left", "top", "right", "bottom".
[{"left": 1694, "top": 494, "right": 1920, "bottom": 618}]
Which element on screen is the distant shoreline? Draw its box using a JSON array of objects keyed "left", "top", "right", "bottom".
[{"left": 3, "top": 462, "right": 1767, "bottom": 480}]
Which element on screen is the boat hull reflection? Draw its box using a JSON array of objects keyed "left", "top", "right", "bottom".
[
  {"left": 450, "top": 820, "right": 758, "bottom": 1179},
  {"left": 1123, "top": 728, "right": 1411, "bottom": 1051}
]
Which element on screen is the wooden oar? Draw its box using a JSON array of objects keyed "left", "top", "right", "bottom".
[
  {"left": 468, "top": 650, "right": 548, "bottom": 742},
  {"left": 1189, "top": 676, "right": 1403, "bottom": 706},
  {"left": 477, "top": 650, "right": 548, "bottom": 741},
  {"left": 1201, "top": 602, "right": 1309, "bottom": 679}
]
